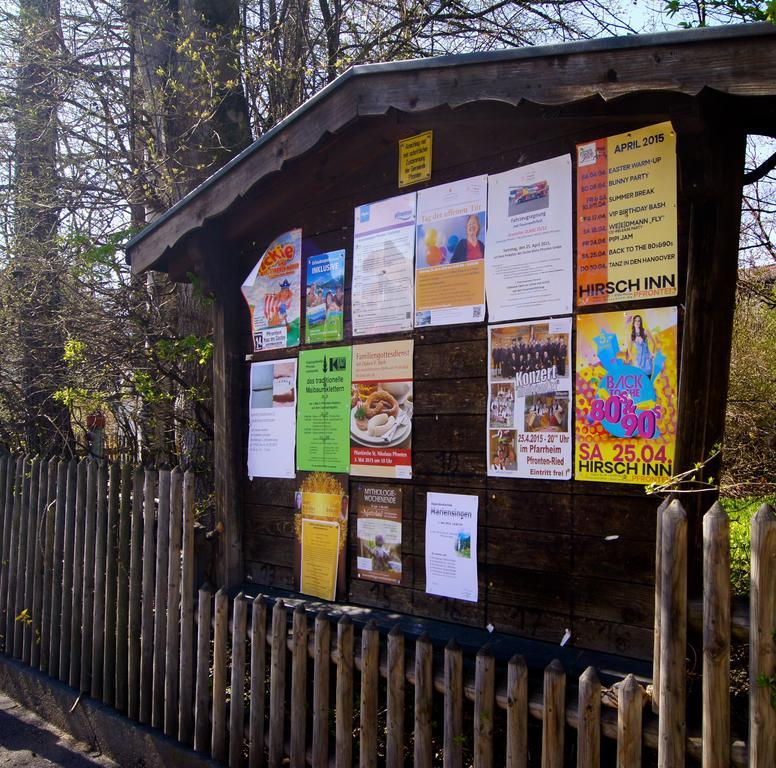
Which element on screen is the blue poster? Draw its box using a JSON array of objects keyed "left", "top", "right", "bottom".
[{"left": 305, "top": 250, "right": 345, "bottom": 344}]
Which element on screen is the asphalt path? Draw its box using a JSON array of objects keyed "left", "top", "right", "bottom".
[{"left": 0, "top": 692, "right": 116, "bottom": 767}]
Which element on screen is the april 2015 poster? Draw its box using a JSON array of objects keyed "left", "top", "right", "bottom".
[
  {"left": 355, "top": 485, "right": 402, "bottom": 585},
  {"left": 424, "top": 492, "right": 478, "bottom": 603},
  {"left": 241, "top": 229, "right": 302, "bottom": 351},
  {"left": 415, "top": 176, "right": 487, "bottom": 327},
  {"left": 575, "top": 307, "right": 677, "bottom": 484},
  {"left": 294, "top": 472, "right": 349, "bottom": 601},
  {"left": 486, "top": 155, "right": 573, "bottom": 321},
  {"left": 487, "top": 318, "right": 572, "bottom": 480},
  {"left": 305, "top": 249, "right": 345, "bottom": 344},
  {"left": 352, "top": 194, "right": 416, "bottom": 337},
  {"left": 350, "top": 340, "right": 413, "bottom": 479},
  {"left": 296, "top": 346, "right": 352, "bottom": 473},
  {"left": 576, "top": 122, "right": 677, "bottom": 306},
  {"left": 247, "top": 359, "right": 297, "bottom": 479}
]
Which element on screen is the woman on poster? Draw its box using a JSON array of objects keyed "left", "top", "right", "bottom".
[
  {"left": 451, "top": 214, "right": 485, "bottom": 262},
  {"left": 626, "top": 314, "right": 657, "bottom": 378}
]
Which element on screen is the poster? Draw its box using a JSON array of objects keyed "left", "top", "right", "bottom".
[
  {"left": 247, "top": 359, "right": 297, "bottom": 479},
  {"left": 352, "top": 194, "right": 416, "bottom": 336},
  {"left": 305, "top": 249, "right": 345, "bottom": 344},
  {"left": 296, "top": 346, "right": 352, "bottom": 473},
  {"left": 398, "top": 131, "right": 432, "bottom": 188},
  {"left": 355, "top": 485, "right": 402, "bottom": 585},
  {"left": 241, "top": 229, "right": 302, "bottom": 351},
  {"left": 294, "top": 472, "right": 349, "bottom": 600},
  {"left": 486, "top": 155, "right": 573, "bottom": 321},
  {"left": 425, "top": 492, "right": 478, "bottom": 603},
  {"left": 415, "top": 175, "right": 487, "bottom": 327},
  {"left": 488, "top": 318, "right": 572, "bottom": 480},
  {"left": 576, "top": 121, "right": 677, "bottom": 306},
  {"left": 350, "top": 340, "right": 413, "bottom": 478},
  {"left": 575, "top": 307, "right": 678, "bottom": 484}
]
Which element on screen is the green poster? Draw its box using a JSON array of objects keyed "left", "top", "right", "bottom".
[{"left": 296, "top": 346, "right": 352, "bottom": 473}]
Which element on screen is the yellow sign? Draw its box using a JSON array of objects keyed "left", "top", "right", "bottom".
[
  {"left": 300, "top": 519, "right": 340, "bottom": 600},
  {"left": 398, "top": 131, "right": 432, "bottom": 187}
]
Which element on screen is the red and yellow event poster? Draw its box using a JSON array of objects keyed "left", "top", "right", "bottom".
[
  {"left": 350, "top": 340, "right": 413, "bottom": 479},
  {"left": 575, "top": 307, "right": 677, "bottom": 484},
  {"left": 576, "top": 122, "right": 677, "bottom": 306}
]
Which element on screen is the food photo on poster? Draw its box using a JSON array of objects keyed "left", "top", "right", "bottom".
[
  {"left": 241, "top": 229, "right": 302, "bottom": 351},
  {"left": 575, "top": 306, "right": 678, "bottom": 484}
]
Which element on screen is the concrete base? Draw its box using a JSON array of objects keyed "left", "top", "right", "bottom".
[{"left": 0, "top": 655, "right": 220, "bottom": 768}]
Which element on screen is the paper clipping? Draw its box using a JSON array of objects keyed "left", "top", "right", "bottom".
[
  {"left": 487, "top": 318, "right": 572, "bottom": 480},
  {"left": 352, "top": 194, "right": 416, "bottom": 336},
  {"left": 425, "top": 492, "right": 478, "bottom": 603},
  {"left": 355, "top": 485, "right": 402, "bottom": 585},
  {"left": 350, "top": 340, "right": 413, "bottom": 479},
  {"left": 241, "top": 229, "right": 302, "bottom": 351},
  {"left": 415, "top": 176, "right": 487, "bottom": 327},
  {"left": 575, "top": 307, "right": 677, "bottom": 484},
  {"left": 486, "top": 155, "right": 573, "bottom": 321}
]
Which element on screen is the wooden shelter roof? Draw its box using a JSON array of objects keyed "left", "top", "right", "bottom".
[{"left": 126, "top": 22, "right": 776, "bottom": 274}]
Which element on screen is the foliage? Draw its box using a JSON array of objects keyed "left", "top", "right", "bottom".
[{"left": 664, "top": 1, "right": 776, "bottom": 26}]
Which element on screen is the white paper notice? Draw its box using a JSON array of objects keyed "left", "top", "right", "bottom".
[
  {"left": 352, "top": 194, "right": 416, "bottom": 336},
  {"left": 486, "top": 156, "right": 572, "bottom": 321},
  {"left": 487, "top": 318, "right": 572, "bottom": 480},
  {"left": 425, "top": 492, "right": 478, "bottom": 602},
  {"left": 248, "top": 359, "right": 297, "bottom": 479}
]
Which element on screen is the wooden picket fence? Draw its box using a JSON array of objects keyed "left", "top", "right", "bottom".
[{"left": 0, "top": 450, "right": 774, "bottom": 767}]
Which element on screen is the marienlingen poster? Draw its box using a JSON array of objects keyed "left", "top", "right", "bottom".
[
  {"left": 425, "top": 492, "right": 478, "bottom": 602},
  {"left": 241, "top": 229, "right": 302, "bottom": 351},
  {"left": 352, "top": 194, "right": 416, "bottom": 336},
  {"left": 247, "top": 359, "right": 297, "bottom": 479},
  {"left": 486, "top": 155, "right": 572, "bottom": 321},
  {"left": 575, "top": 307, "right": 677, "bottom": 484},
  {"left": 415, "top": 176, "right": 487, "bottom": 327},
  {"left": 296, "top": 346, "right": 352, "bottom": 473},
  {"left": 350, "top": 340, "right": 413, "bottom": 479},
  {"left": 576, "top": 122, "right": 677, "bottom": 306},
  {"left": 488, "top": 318, "right": 572, "bottom": 480}
]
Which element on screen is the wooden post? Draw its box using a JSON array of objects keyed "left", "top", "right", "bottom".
[
  {"left": 79, "top": 459, "right": 98, "bottom": 690},
  {"left": 102, "top": 462, "right": 120, "bottom": 706},
  {"left": 359, "top": 620, "right": 379, "bottom": 768},
  {"left": 268, "top": 599, "right": 287, "bottom": 767},
  {"left": 541, "top": 659, "right": 565, "bottom": 768},
  {"left": 312, "top": 610, "right": 330, "bottom": 768},
  {"left": 703, "top": 502, "right": 730, "bottom": 768},
  {"left": 115, "top": 462, "right": 132, "bottom": 712},
  {"left": 139, "top": 467, "right": 157, "bottom": 724},
  {"left": 194, "top": 587, "right": 213, "bottom": 753},
  {"left": 386, "top": 625, "right": 405, "bottom": 768},
  {"left": 652, "top": 496, "right": 671, "bottom": 713},
  {"left": 229, "top": 593, "right": 248, "bottom": 768},
  {"left": 657, "top": 500, "right": 687, "bottom": 768},
  {"left": 127, "top": 466, "right": 145, "bottom": 719},
  {"left": 617, "top": 674, "right": 642, "bottom": 768},
  {"left": 12, "top": 455, "right": 30, "bottom": 659},
  {"left": 152, "top": 468, "right": 171, "bottom": 729},
  {"left": 414, "top": 632, "right": 433, "bottom": 768},
  {"left": 248, "top": 595, "right": 267, "bottom": 768},
  {"left": 90, "top": 461, "right": 108, "bottom": 699},
  {"left": 507, "top": 655, "right": 528, "bottom": 768},
  {"left": 54, "top": 459, "right": 75, "bottom": 680},
  {"left": 335, "top": 615, "right": 353, "bottom": 768},
  {"left": 22, "top": 457, "right": 40, "bottom": 663},
  {"left": 443, "top": 638, "right": 463, "bottom": 768},
  {"left": 178, "top": 470, "right": 196, "bottom": 744},
  {"left": 0, "top": 455, "right": 16, "bottom": 652},
  {"left": 40, "top": 458, "right": 58, "bottom": 673},
  {"left": 164, "top": 468, "right": 183, "bottom": 738},
  {"left": 29, "top": 459, "right": 47, "bottom": 667},
  {"left": 576, "top": 666, "right": 601, "bottom": 768},
  {"left": 69, "top": 458, "right": 88, "bottom": 689},
  {"left": 290, "top": 603, "right": 308, "bottom": 768},
  {"left": 211, "top": 588, "right": 229, "bottom": 762},
  {"left": 4, "top": 457, "right": 22, "bottom": 655},
  {"left": 749, "top": 503, "right": 776, "bottom": 768},
  {"left": 474, "top": 645, "right": 495, "bottom": 768}
]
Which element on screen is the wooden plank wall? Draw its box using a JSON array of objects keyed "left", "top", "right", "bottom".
[{"left": 234, "top": 97, "right": 703, "bottom": 659}]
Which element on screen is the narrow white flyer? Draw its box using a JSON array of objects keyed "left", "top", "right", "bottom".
[
  {"left": 486, "top": 155, "right": 572, "bottom": 321},
  {"left": 424, "top": 492, "right": 478, "bottom": 602}
]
